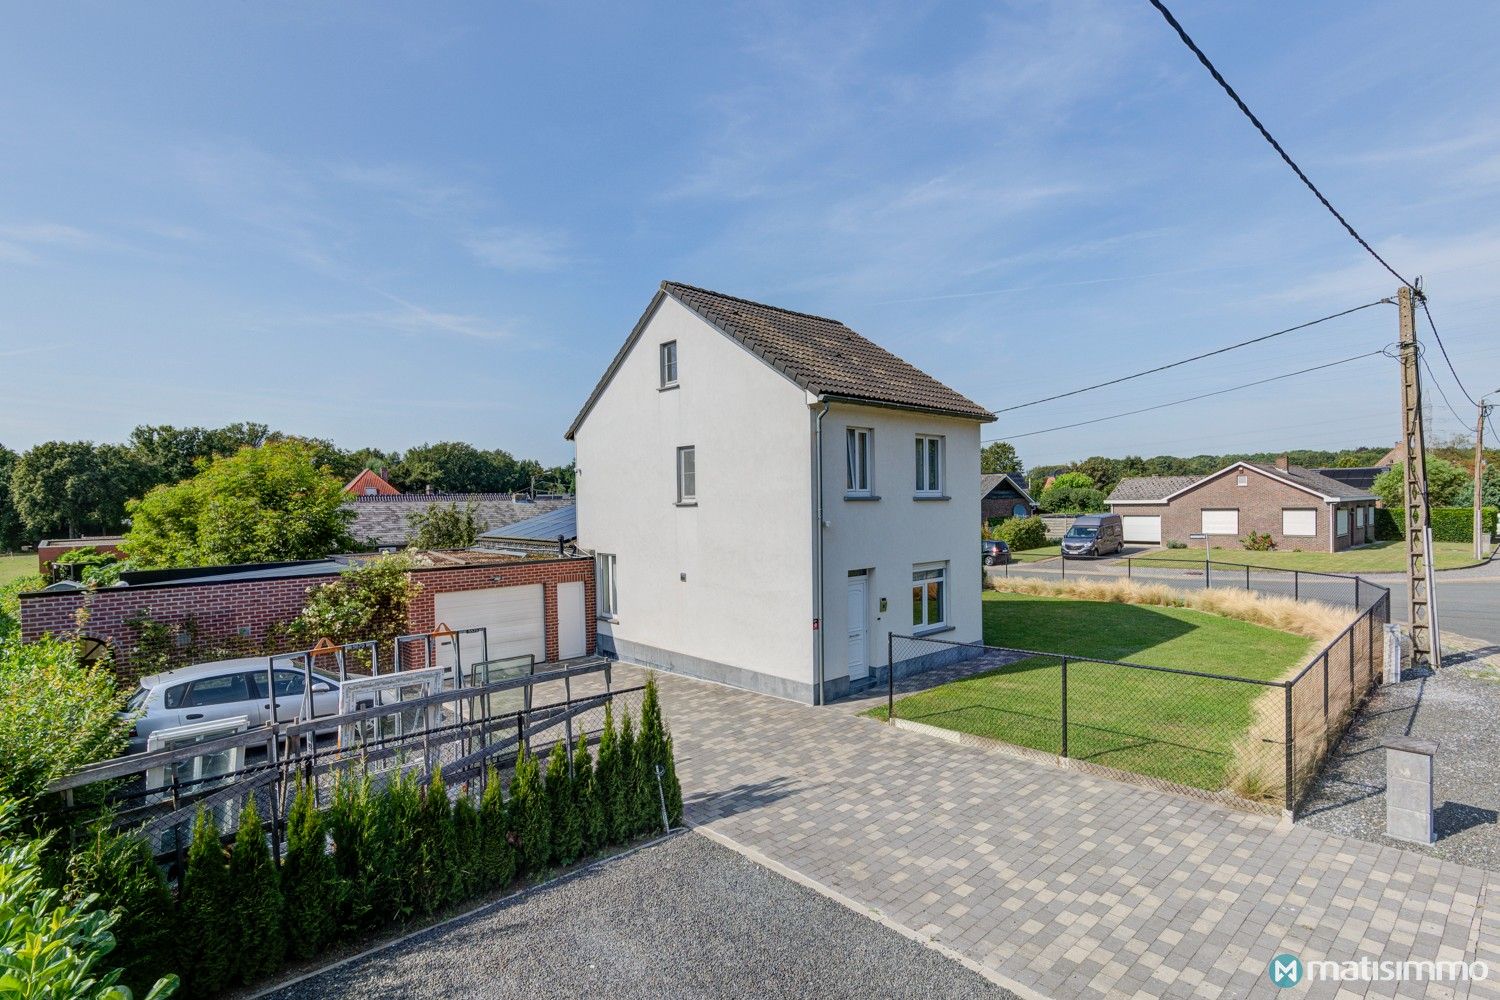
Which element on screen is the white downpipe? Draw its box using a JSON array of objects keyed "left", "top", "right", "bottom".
[{"left": 812, "top": 400, "right": 830, "bottom": 705}]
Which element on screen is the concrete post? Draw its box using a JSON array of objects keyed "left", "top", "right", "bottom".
[
  {"left": 1382, "top": 623, "right": 1404, "bottom": 685},
  {"left": 1384, "top": 736, "right": 1437, "bottom": 845}
]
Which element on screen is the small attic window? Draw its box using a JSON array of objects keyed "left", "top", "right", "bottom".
[{"left": 1237, "top": 474, "right": 1248, "bottom": 487}]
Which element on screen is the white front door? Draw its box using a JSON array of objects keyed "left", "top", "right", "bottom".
[
  {"left": 846, "top": 576, "right": 869, "bottom": 680},
  {"left": 557, "top": 581, "right": 587, "bottom": 659}
]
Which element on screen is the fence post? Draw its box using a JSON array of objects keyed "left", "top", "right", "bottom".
[
  {"left": 1245, "top": 565, "right": 1251, "bottom": 591},
  {"left": 1205, "top": 559, "right": 1211, "bottom": 589},
  {"left": 1355, "top": 577, "right": 1362, "bottom": 610},
  {"left": 1127, "top": 558, "right": 1132, "bottom": 580},
  {"left": 1060, "top": 554, "right": 1065, "bottom": 580},
  {"left": 1322, "top": 652, "right": 1329, "bottom": 719},
  {"left": 1294, "top": 571, "right": 1300, "bottom": 602},
  {"left": 1348, "top": 630, "right": 1356, "bottom": 702},
  {"left": 1060, "top": 656, "right": 1069, "bottom": 760},
  {"left": 886, "top": 633, "right": 895, "bottom": 723},
  {"left": 1283, "top": 684, "right": 1295, "bottom": 815}
]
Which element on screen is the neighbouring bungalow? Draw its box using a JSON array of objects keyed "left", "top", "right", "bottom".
[{"left": 979, "top": 472, "right": 1038, "bottom": 525}]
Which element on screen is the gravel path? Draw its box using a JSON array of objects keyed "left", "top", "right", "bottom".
[
  {"left": 262, "top": 832, "right": 1016, "bottom": 1000},
  {"left": 1299, "top": 637, "right": 1500, "bottom": 871}
]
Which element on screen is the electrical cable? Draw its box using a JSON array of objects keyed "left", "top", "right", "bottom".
[
  {"left": 985, "top": 350, "right": 1384, "bottom": 442},
  {"left": 1419, "top": 354, "right": 1468, "bottom": 427},
  {"left": 992, "top": 299, "right": 1388, "bottom": 414},
  {"left": 1419, "top": 296, "right": 1481, "bottom": 407}
]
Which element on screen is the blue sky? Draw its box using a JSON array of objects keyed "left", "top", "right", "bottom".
[{"left": 2, "top": 1, "right": 1498, "bottom": 470}]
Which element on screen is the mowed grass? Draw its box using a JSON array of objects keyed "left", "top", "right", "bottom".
[
  {"left": 1135, "top": 540, "right": 1487, "bottom": 573},
  {"left": 0, "top": 553, "right": 38, "bottom": 587},
  {"left": 1007, "top": 543, "right": 1061, "bottom": 563},
  {"left": 870, "top": 591, "right": 1312, "bottom": 792}
]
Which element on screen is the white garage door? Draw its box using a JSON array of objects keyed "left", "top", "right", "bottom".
[
  {"left": 433, "top": 585, "right": 546, "bottom": 675},
  {"left": 1201, "top": 509, "right": 1240, "bottom": 535},
  {"left": 1121, "top": 515, "right": 1161, "bottom": 544}
]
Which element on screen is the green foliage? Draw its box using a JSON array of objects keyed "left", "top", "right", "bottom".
[
  {"left": 1372, "top": 457, "right": 1471, "bottom": 510},
  {"left": 0, "top": 572, "right": 48, "bottom": 640},
  {"left": 0, "top": 635, "right": 131, "bottom": 819},
  {"left": 622, "top": 712, "right": 656, "bottom": 838},
  {"left": 406, "top": 502, "right": 488, "bottom": 550},
  {"left": 282, "top": 779, "right": 336, "bottom": 960},
  {"left": 611, "top": 712, "right": 639, "bottom": 842},
  {"left": 595, "top": 705, "right": 624, "bottom": 845},
  {"left": 509, "top": 748, "right": 550, "bottom": 873},
  {"left": 122, "top": 440, "right": 356, "bottom": 569},
  {"left": 978, "top": 442, "right": 1023, "bottom": 477},
  {"left": 1166, "top": 539, "right": 1188, "bottom": 549},
  {"left": 1242, "top": 531, "right": 1276, "bottom": 552},
  {"left": 1047, "top": 471, "right": 1095, "bottom": 492},
  {"left": 0, "top": 444, "right": 23, "bottom": 551},
  {"left": 327, "top": 774, "right": 379, "bottom": 933},
  {"left": 477, "top": 766, "right": 515, "bottom": 889},
  {"left": 52, "top": 547, "right": 125, "bottom": 587},
  {"left": 127, "top": 423, "right": 270, "bottom": 487},
  {"left": 64, "top": 821, "right": 178, "bottom": 998},
  {"left": 382, "top": 770, "right": 423, "bottom": 920},
  {"left": 9, "top": 441, "right": 151, "bottom": 539},
  {"left": 178, "top": 808, "right": 232, "bottom": 996},
  {"left": 544, "top": 742, "right": 582, "bottom": 867},
  {"left": 452, "top": 793, "right": 481, "bottom": 901},
  {"left": 1038, "top": 486, "right": 1107, "bottom": 514},
  {"left": 995, "top": 516, "right": 1047, "bottom": 551},
  {"left": 228, "top": 797, "right": 283, "bottom": 985},
  {"left": 571, "top": 736, "right": 605, "bottom": 855},
  {"left": 289, "top": 555, "right": 420, "bottom": 660},
  {"left": 1375, "top": 505, "right": 1498, "bottom": 543},
  {"left": 0, "top": 800, "right": 177, "bottom": 1000},
  {"left": 639, "top": 677, "right": 682, "bottom": 828},
  {"left": 415, "top": 767, "right": 459, "bottom": 916},
  {"left": 390, "top": 442, "right": 540, "bottom": 495}
]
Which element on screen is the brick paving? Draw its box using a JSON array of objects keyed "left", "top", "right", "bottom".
[{"left": 630, "top": 665, "right": 1500, "bottom": 999}]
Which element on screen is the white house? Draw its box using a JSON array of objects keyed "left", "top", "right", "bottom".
[{"left": 565, "top": 282, "right": 996, "bottom": 703}]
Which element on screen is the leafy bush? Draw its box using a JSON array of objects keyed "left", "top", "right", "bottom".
[
  {"left": 406, "top": 502, "right": 488, "bottom": 550},
  {"left": 1048, "top": 471, "right": 1095, "bottom": 492},
  {"left": 415, "top": 766, "right": 459, "bottom": 916},
  {"left": 282, "top": 779, "right": 336, "bottom": 960},
  {"left": 544, "top": 742, "right": 582, "bottom": 866},
  {"left": 477, "top": 765, "right": 515, "bottom": 889},
  {"left": 0, "top": 635, "right": 131, "bottom": 822},
  {"left": 0, "top": 800, "right": 177, "bottom": 1000},
  {"left": 1242, "top": 531, "right": 1275, "bottom": 552},
  {"left": 1166, "top": 540, "right": 1188, "bottom": 549},
  {"left": 178, "top": 808, "right": 233, "bottom": 996},
  {"left": 1372, "top": 458, "right": 1470, "bottom": 510},
  {"left": 1039, "top": 486, "right": 1107, "bottom": 514},
  {"left": 64, "top": 821, "right": 179, "bottom": 998},
  {"left": 996, "top": 516, "right": 1047, "bottom": 552},
  {"left": 509, "top": 748, "right": 550, "bottom": 873},
  {"left": 289, "top": 555, "right": 421, "bottom": 658},
  {"left": 0, "top": 572, "right": 46, "bottom": 640},
  {"left": 1374, "top": 505, "right": 1498, "bottom": 543},
  {"left": 229, "top": 797, "right": 283, "bottom": 985},
  {"left": 53, "top": 547, "right": 125, "bottom": 587}
]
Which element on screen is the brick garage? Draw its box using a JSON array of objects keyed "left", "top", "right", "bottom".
[
  {"left": 19, "top": 556, "right": 595, "bottom": 683},
  {"left": 1107, "top": 460, "right": 1378, "bottom": 552}
]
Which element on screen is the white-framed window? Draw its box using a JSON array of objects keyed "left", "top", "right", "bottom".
[
  {"left": 915, "top": 435, "right": 944, "bottom": 495},
  {"left": 845, "top": 427, "right": 872, "bottom": 496},
  {"left": 912, "top": 563, "right": 947, "bottom": 631},
  {"left": 1201, "top": 509, "right": 1239, "bottom": 535},
  {"left": 595, "top": 553, "right": 618, "bottom": 616},
  {"left": 1236, "top": 474, "right": 1248, "bottom": 487},
  {"left": 676, "top": 446, "right": 696, "bottom": 503},
  {"left": 1356, "top": 506, "right": 1367, "bottom": 528},
  {"left": 1282, "top": 508, "right": 1317, "bottom": 537},
  {"left": 1336, "top": 508, "right": 1350, "bottom": 536},
  {"left": 659, "top": 341, "right": 678, "bottom": 387}
]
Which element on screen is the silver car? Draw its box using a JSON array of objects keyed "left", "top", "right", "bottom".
[{"left": 124, "top": 656, "right": 343, "bottom": 754}]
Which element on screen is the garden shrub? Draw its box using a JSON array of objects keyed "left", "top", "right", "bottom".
[
  {"left": 640, "top": 677, "right": 682, "bottom": 828},
  {"left": 406, "top": 502, "right": 488, "bottom": 550},
  {"left": 289, "top": 555, "right": 421, "bottom": 663},
  {"left": 64, "top": 820, "right": 179, "bottom": 998},
  {"left": 0, "top": 799, "right": 177, "bottom": 1000},
  {"left": 282, "top": 778, "right": 336, "bottom": 960},
  {"left": 996, "top": 515, "right": 1047, "bottom": 552},
  {"left": 571, "top": 735, "right": 605, "bottom": 855},
  {"left": 382, "top": 771, "right": 423, "bottom": 920},
  {"left": 326, "top": 774, "right": 373, "bottom": 933},
  {"left": 0, "top": 572, "right": 47, "bottom": 640},
  {"left": 545, "top": 741, "right": 582, "bottom": 866},
  {"left": 595, "top": 705, "right": 625, "bottom": 844},
  {"left": 415, "top": 766, "right": 459, "bottom": 915},
  {"left": 477, "top": 765, "right": 515, "bottom": 889},
  {"left": 1374, "top": 505, "right": 1498, "bottom": 543},
  {"left": 53, "top": 547, "right": 125, "bottom": 587},
  {"left": 178, "top": 808, "right": 233, "bottom": 996},
  {"left": 617, "top": 712, "right": 650, "bottom": 838},
  {"left": 228, "top": 796, "right": 283, "bottom": 985},
  {"left": 452, "top": 792, "right": 481, "bottom": 901},
  {"left": 509, "top": 748, "right": 550, "bottom": 873},
  {"left": 1242, "top": 531, "right": 1275, "bottom": 552}
]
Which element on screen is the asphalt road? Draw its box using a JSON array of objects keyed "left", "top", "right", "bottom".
[{"left": 263, "top": 832, "right": 1017, "bottom": 1000}]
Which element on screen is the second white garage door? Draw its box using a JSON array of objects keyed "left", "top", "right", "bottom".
[
  {"left": 433, "top": 585, "right": 546, "bottom": 674},
  {"left": 1121, "top": 515, "right": 1162, "bottom": 544}
]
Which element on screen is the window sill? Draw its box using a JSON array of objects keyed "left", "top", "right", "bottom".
[
  {"left": 675, "top": 501, "right": 698, "bottom": 508},
  {"left": 913, "top": 494, "right": 950, "bottom": 502},
  {"left": 844, "top": 493, "right": 881, "bottom": 502},
  {"left": 912, "top": 624, "right": 954, "bottom": 638},
  {"left": 658, "top": 383, "right": 679, "bottom": 393},
  {"left": 597, "top": 614, "right": 619, "bottom": 624}
]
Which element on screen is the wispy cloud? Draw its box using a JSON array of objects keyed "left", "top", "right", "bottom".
[
  {"left": 464, "top": 227, "right": 571, "bottom": 272},
  {"left": 0, "top": 223, "right": 106, "bottom": 264}
]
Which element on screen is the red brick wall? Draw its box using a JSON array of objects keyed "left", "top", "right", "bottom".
[{"left": 19, "top": 557, "right": 595, "bottom": 682}]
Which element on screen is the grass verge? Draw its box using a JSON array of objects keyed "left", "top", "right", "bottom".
[{"left": 1134, "top": 540, "right": 1487, "bottom": 573}]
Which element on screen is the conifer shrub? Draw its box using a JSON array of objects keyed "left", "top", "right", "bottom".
[
  {"left": 594, "top": 705, "right": 623, "bottom": 844},
  {"left": 383, "top": 770, "right": 424, "bottom": 920},
  {"left": 415, "top": 766, "right": 459, "bottom": 916},
  {"left": 229, "top": 796, "right": 284, "bottom": 985},
  {"left": 452, "top": 790, "right": 481, "bottom": 901},
  {"left": 509, "top": 748, "right": 550, "bottom": 873},
  {"left": 478, "top": 765, "right": 515, "bottom": 889},
  {"left": 282, "top": 778, "right": 336, "bottom": 960},
  {"left": 545, "top": 741, "right": 582, "bottom": 866},
  {"left": 178, "top": 807, "right": 233, "bottom": 996},
  {"left": 327, "top": 773, "right": 374, "bottom": 933},
  {"left": 624, "top": 711, "right": 657, "bottom": 836},
  {"left": 63, "top": 820, "right": 179, "bottom": 998},
  {"left": 571, "top": 734, "right": 605, "bottom": 854},
  {"left": 614, "top": 713, "right": 640, "bottom": 842},
  {"left": 639, "top": 677, "right": 682, "bottom": 829}
]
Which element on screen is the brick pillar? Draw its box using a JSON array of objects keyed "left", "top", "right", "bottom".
[{"left": 543, "top": 582, "right": 559, "bottom": 662}]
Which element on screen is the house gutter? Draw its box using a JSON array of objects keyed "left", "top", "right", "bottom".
[{"left": 812, "top": 399, "right": 831, "bottom": 705}]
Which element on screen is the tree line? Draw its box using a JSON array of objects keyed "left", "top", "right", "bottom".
[{"left": 0, "top": 423, "right": 574, "bottom": 548}]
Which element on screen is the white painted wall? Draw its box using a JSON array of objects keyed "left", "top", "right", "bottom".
[
  {"left": 816, "top": 404, "right": 985, "bottom": 685},
  {"left": 573, "top": 295, "right": 817, "bottom": 691}
]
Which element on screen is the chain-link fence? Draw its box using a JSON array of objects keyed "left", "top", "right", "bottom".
[{"left": 881, "top": 575, "right": 1391, "bottom": 815}]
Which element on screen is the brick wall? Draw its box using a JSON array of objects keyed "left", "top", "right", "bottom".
[{"left": 19, "top": 557, "right": 596, "bottom": 683}]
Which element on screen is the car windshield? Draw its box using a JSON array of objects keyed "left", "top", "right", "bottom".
[{"left": 1066, "top": 526, "right": 1099, "bottom": 538}]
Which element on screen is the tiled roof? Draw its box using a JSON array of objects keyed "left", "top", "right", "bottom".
[
  {"left": 1107, "top": 476, "right": 1204, "bottom": 503},
  {"left": 566, "top": 282, "right": 994, "bottom": 438},
  {"left": 980, "top": 473, "right": 1036, "bottom": 506},
  {"left": 1243, "top": 463, "right": 1377, "bottom": 501},
  {"left": 346, "top": 494, "right": 574, "bottom": 547}
]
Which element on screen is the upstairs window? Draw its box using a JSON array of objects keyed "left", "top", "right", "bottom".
[
  {"left": 596, "top": 554, "right": 618, "bottom": 616},
  {"left": 659, "top": 341, "right": 678, "bottom": 387},
  {"left": 676, "top": 446, "right": 696, "bottom": 503},
  {"left": 846, "top": 428, "right": 872, "bottom": 495},
  {"left": 915, "top": 435, "right": 943, "bottom": 495}
]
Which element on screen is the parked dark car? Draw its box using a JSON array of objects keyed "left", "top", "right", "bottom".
[{"left": 982, "top": 539, "right": 1012, "bottom": 566}]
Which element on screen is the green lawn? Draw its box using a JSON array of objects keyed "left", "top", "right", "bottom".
[
  {"left": 1007, "top": 543, "right": 1061, "bottom": 563},
  {"left": 1135, "top": 540, "right": 1488, "bottom": 573},
  {"left": 0, "top": 553, "right": 38, "bottom": 587},
  {"left": 870, "top": 591, "right": 1311, "bottom": 792}
]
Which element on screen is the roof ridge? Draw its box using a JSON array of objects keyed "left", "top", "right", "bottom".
[{"left": 661, "top": 280, "right": 844, "bottom": 325}]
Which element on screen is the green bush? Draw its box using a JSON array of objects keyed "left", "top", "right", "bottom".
[
  {"left": 572, "top": 735, "right": 605, "bottom": 855},
  {"left": 477, "top": 765, "right": 515, "bottom": 889},
  {"left": 509, "top": 748, "right": 550, "bottom": 873},
  {"left": 0, "top": 572, "right": 47, "bottom": 640},
  {"left": 289, "top": 555, "right": 421, "bottom": 660},
  {"left": 406, "top": 502, "right": 488, "bottom": 550},
  {"left": 326, "top": 774, "right": 373, "bottom": 933},
  {"left": 595, "top": 705, "right": 626, "bottom": 844},
  {"left": 639, "top": 677, "right": 681, "bottom": 829},
  {"left": 452, "top": 793, "right": 481, "bottom": 901},
  {"left": 0, "top": 800, "right": 177, "bottom": 1000},
  {"left": 1374, "top": 506, "right": 1498, "bottom": 543},
  {"left": 415, "top": 766, "right": 459, "bottom": 915},
  {"left": 545, "top": 742, "right": 582, "bottom": 866},
  {"left": 1372, "top": 458, "right": 1471, "bottom": 509},
  {"left": 618, "top": 712, "right": 652, "bottom": 838},
  {"left": 229, "top": 797, "right": 283, "bottom": 985},
  {"left": 383, "top": 771, "right": 423, "bottom": 920},
  {"left": 64, "top": 820, "right": 179, "bottom": 998},
  {"left": 282, "top": 779, "right": 336, "bottom": 960},
  {"left": 996, "top": 516, "right": 1047, "bottom": 551},
  {"left": 178, "top": 808, "right": 233, "bottom": 996},
  {"left": 1242, "top": 531, "right": 1275, "bottom": 552}
]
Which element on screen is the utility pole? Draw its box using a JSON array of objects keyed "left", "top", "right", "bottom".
[
  {"left": 1478, "top": 396, "right": 1495, "bottom": 561},
  {"left": 1398, "top": 284, "right": 1441, "bottom": 669}
]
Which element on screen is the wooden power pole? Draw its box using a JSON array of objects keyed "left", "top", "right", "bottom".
[
  {"left": 1398, "top": 284, "right": 1441, "bottom": 668},
  {"left": 1478, "top": 398, "right": 1493, "bottom": 561}
]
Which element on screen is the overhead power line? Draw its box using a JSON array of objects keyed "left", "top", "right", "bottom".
[
  {"left": 1419, "top": 297, "right": 1481, "bottom": 407},
  {"left": 1145, "top": 0, "right": 1411, "bottom": 288},
  {"left": 993, "top": 299, "right": 1388, "bottom": 415},
  {"left": 1420, "top": 354, "right": 1468, "bottom": 427},
  {"left": 985, "top": 350, "right": 1384, "bottom": 443}
]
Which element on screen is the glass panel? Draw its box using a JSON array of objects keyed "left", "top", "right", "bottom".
[
  {"left": 164, "top": 684, "right": 188, "bottom": 710},
  {"left": 183, "top": 673, "right": 252, "bottom": 708},
  {"left": 928, "top": 440, "right": 940, "bottom": 491},
  {"left": 914, "top": 439, "right": 923, "bottom": 489},
  {"left": 912, "top": 584, "right": 923, "bottom": 626}
]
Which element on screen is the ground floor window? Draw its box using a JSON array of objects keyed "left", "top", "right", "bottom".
[
  {"left": 912, "top": 564, "right": 947, "bottom": 631},
  {"left": 1336, "top": 508, "right": 1350, "bottom": 536},
  {"left": 1200, "top": 508, "right": 1239, "bottom": 535},
  {"left": 1281, "top": 508, "right": 1317, "bottom": 537},
  {"left": 596, "top": 553, "right": 618, "bottom": 616}
]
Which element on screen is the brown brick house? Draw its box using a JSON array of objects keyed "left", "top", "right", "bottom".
[
  {"left": 980, "top": 472, "right": 1038, "bottom": 524},
  {"left": 1106, "top": 457, "right": 1378, "bottom": 552}
]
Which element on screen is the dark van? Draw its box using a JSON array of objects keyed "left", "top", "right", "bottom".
[{"left": 1061, "top": 514, "right": 1124, "bottom": 558}]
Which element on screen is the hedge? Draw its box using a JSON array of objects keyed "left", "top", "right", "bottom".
[{"left": 1374, "top": 506, "right": 1497, "bottom": 543}]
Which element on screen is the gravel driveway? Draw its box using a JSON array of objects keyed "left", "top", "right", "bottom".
[{"left": 261, "top": 832, "right": 1016, "bottom": 1000}]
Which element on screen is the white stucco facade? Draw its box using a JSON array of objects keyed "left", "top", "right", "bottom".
[{"left": 571, "top": 289, "right": 988, "bottom": 703}]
